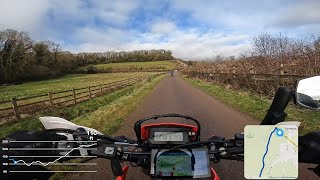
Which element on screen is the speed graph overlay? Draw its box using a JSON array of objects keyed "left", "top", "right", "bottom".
[
  {"left": 1, "top": 140, "right": 98, "bottom": 175},
  {"left": 244, "top": 125, "right": 298, "bottom": 179}
]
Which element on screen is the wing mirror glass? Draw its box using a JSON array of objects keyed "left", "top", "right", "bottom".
[{"left": 296, "top": 76, "right": 320, "bottom": 111}]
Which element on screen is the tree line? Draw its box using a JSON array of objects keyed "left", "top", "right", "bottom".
[
  {"left": 209, "top": 33, "right": 320, "bottom": 61},
  {"left": 0, "top": 29, "right": 173, "bottom": 84},
  {"left": 188, "top": 33, "right": 320, "bottom": 75}
]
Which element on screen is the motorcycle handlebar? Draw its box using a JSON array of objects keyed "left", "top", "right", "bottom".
[
  {"left": 119, "top": 148, "right": 244, "bottom": 164},
  {"left": 102, "top": 137, "right": 245, "bottom": 164},
  {"left": 226, "top": 146, "right": 244, "bottom": 155},
  {"left": 261, "top": 87, "right": 293, "bottom": 125},
  {"left": 268, "top": 87, "right": 293, "bottom": 113},
  {"left": 94, "top": 133, "right": 319, "bottom": 165}
]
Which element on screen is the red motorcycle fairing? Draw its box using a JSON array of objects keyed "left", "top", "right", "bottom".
[
  {"left": 211, "top": 167, "right": 220, "bottom": 180},
  {"left": 140, "top": 123, "right": 199, "bottom": 141},
  {"left": 116, "top": 166, "right": 129, "bottom": 180}
]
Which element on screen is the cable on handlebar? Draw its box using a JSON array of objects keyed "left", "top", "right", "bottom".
[
  {"left": 129, "top": 148, "right": 140, "bottom": 167},
  {"left": 169, "top": 141, "right": 213, "bottom": 150}
]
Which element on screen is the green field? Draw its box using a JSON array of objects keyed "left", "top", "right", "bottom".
[
  {"left": 79, "top": 60, "right": 176, "bottom": 72},
  {"left": 183, "top": 77, "right": 320, "bottom": 135},
  {"left": 0, "top": 72, "right": 154, "bottom": 103},
  {"left": 0, "top": 74, "right": 165, "bottom": 138}
]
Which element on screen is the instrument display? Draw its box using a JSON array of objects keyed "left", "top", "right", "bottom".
[{"left": 154, "top": 132, "right": 184, "bottom": 142}]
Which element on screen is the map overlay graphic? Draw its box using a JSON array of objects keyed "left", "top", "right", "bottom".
[{"left": 244, "top": 125, "right": 298, "bottom": 179}]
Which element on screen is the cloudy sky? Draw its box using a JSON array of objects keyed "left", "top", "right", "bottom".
[{"left": 0, "top": 0, "right": 319, "bottom": 60}]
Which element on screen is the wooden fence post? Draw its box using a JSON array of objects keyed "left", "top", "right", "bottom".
[
  {"left": 11, "top": 98, "right": 21, "bottom": 121},
  {"left": 109, "top": 83, "right": 113, "bottom": 92},
  {"left": 72, "top": 88, "right": 77, "bottom": 104},
  {"left": 280, "top": 64, "right": 284, "bottom": 75},
  {"left": 48, "top": 92, "right": 54, "bottom": 108},
  {"left": 88, "top": 86, "right": 92, "bottom": 99},
  {"left": 249, "top": 66, "right": 254, "bottom": 74},
  {"left": 108, "top": 84, "right": 112, "bottom": 92}
]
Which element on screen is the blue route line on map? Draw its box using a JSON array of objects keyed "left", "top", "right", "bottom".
[{"left": 259, "top": 127, "right": 277, "bottom": 177}]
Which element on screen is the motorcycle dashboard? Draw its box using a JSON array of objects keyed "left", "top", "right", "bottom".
[{"left": 148, "top": 127, "right": 193, "bottom": 145}]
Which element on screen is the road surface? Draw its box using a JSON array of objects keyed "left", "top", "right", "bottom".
[{"left": 67, "top": 75, "right": 318, "bottom": 180}]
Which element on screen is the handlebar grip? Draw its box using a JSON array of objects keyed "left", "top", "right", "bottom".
[
  {"left": 110, "top": 156, "right": 123, "bottom": 176},
  {"left": 298, "top": 132, "right": 320, "bottom": 164},
  {"left": 261, "top": 87, "right": 293, "bottom": 125},
  {"left": 269, "top": 87, "right": 293, "bottom": 113},
  {"left": 226, "top": 147, "right": 244, "bottom": 154}
]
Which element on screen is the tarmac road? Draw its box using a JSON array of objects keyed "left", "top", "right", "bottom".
[{"left": 67, "top": 75, "right": 318, "bottom": 180}]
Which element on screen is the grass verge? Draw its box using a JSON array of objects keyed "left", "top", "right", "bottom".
[{"left": 183, "top": 77, "right": 319, "bottom": 135}]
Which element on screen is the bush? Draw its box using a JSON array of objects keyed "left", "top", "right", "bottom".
[{"left": 86, "top": 65, "right": 98, "bottom": 74}]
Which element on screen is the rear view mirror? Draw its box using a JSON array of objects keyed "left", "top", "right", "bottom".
[{"left": 296, "top": 76, "right": 320, "bottom": 111}]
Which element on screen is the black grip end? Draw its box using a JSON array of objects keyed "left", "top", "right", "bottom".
[{"left": 111, "top": 156, "right": 123, "bottom": 176}]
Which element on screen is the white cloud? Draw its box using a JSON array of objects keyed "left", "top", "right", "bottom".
[
  {"left": 89, "top": 0, "right": 140, "bottom": 25},
  {"left": 0, "top": 0, "right": 140, "bottom": 38},
  {"left": 268, "top": 0, "right": 320, "bottom": 31},
  {"left": 0, "top": 0, "right": 50, "bottom": 36},
  {"left": 151, "top": 21, "right": 176, "bottom": 34},
  {"left": 74, "top": 27, "right": 126, "bottom": 44},
  {"left": 165, "top": 30, "right": 251, "bottom": 60},
  {"left": 66, "top": 26, "right": 251, "bottom": 60},
  {"left": 170, "top": 0, "right": 272, "bottom": 31}
]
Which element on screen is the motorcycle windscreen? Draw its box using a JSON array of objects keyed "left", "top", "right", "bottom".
[{"left": 150, "top": 148, "right": 211, "bottom": 178}]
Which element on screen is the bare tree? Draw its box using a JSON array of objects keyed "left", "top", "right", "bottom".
[
  {"left": 48, "top": 41, "right": 60, "bottom": 64},
  {"left": 0, "top": 29, "right": 33, "bottom": 82}
]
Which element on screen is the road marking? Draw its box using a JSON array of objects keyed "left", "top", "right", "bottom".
[{"left": 284, "top": 135, "right": 298, "bottom": 148}]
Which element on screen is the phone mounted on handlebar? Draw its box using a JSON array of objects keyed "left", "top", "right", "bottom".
[{"left": 150, "top": 148, "right": 211, "bottom": 178}]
